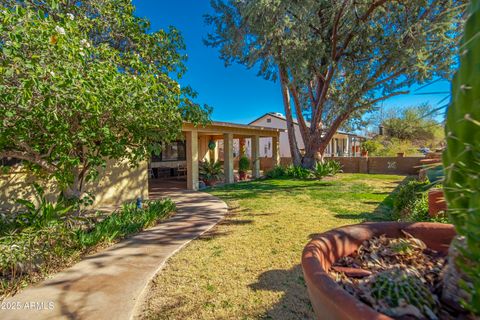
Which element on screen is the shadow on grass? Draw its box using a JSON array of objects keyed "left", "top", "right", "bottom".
[
  {"left": 333, "top": 175, "right": 411, "bottom": 223},
  {"left": 210, "top": 179, "right": 336, "bottom": 201},
  {"left": 249, "top": 265, "right": 315, "bottom": 319},
  {"left": 218, "top": 219, "right": 254, "bottom": 226}
]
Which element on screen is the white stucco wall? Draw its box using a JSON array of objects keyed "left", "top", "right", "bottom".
[
  {"left": 250, "top": 115, "right": 304, "bottom": 157},
  {"left": 250, "top": 114, "right": 362, "bottom": 157}
]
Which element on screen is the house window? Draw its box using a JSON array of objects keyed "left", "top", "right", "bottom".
[
  {"left": 151, "top": 141, "right": 186, "bottom": 162},
  {"left": 266, "top": 118, "right": 271, "bottom": 123}
]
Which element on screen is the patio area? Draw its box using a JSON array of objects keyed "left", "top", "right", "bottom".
[{"left": 149, "top": 122, "right": 283, "bottom": 191}]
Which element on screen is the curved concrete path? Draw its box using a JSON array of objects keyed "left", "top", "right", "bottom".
[{"left": 1, "top": 188, "right": 227, "bottom": 320}]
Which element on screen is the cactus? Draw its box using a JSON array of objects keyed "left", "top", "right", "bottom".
[
  {"left": 363, "top": 267, "right": 438, "bottom": 319},
  {"left": 442, "top": 0, "right": 480, "bottom": 314}
]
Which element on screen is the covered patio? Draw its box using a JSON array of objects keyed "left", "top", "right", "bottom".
[{"left": 149, "top": 121, "right": 283, "bottom": 191}]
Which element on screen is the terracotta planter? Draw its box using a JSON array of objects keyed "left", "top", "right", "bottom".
[
  {"left": 397, "top": 152, "right": 405, "bottom": 157},
  {"left": 203, "top": 179, "right": 217, "bottom": 187},
  {"left": 239, "top": 171, "right": 247, "bottom": 181},
  {"left": 301, "top": 222, "right": 455, "bottom": 320},
  {"left": 428, "top": 189, "right": 447, "bottom": 217},
  {"left": 361, "top": 150, "right": 368, "bottom": 157}
]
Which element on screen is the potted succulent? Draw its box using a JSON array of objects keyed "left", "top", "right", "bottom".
[
  {"left": 302, "top": 3, "right": 479, "bottom": 318},
  {"left": 238, "top": 155, "right": 250, "bottom": 180},
  {"left": 302, "top": 222, "right": 457, "bottom": 319},
  {"left": 199, "top": 159, "right": 223, "bottom": 186}
]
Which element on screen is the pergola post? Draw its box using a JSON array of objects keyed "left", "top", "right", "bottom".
[
  {"left": 345, "top": 136, "right": 350, "bottom": 157},
  {"left": 223, "top": 133, "right": 234, "bottom": 184},
  {"left": 272, "top": 135, "right": 280, "bottom": 166},
  {"left": 353, "top": 137, "right": 357, "bottom": 157},
  {"left": 211, "top": 137, "right": 219, "bottom": 162},
  {"left": 251, "top": 135, "right": 260, "bottom": 178},
  {"left": 186, "top": 130, "right": 198, "bottom": 190}
]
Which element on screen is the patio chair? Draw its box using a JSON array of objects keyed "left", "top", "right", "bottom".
[
  {"left": 148, "top": 167, "right": 155, "bottom": 179},
  {"left": 177, "top": 163, "right": 187, "bottom": 179}
]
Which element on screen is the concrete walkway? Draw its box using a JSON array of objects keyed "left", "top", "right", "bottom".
[{"left": 1, "top": 187, "right": 228, "bottom": 320}]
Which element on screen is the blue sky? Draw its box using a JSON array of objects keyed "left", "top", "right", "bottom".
[{"left": 133, "top": 0, "right": 451, "bottom": 125}]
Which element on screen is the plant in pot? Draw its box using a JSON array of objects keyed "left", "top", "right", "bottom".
[
  {"left": 302, "top": 2, "right": 478, "bottom": 318},
  {"left": 199, "top": 159, "right": 223, "bottom": 186},
  {"left": 361, "top": 139, "right": 381, "bottom": 157},
  {"left": 238, "top": 156, "right": 250, "bottom": 180}
]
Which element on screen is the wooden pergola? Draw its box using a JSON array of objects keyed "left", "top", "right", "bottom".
[{"left": 182, "top": 121, "right": 283, "bottom": 190}]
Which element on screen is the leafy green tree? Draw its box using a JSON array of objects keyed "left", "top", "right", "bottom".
[
  {"left": 382, "top": 104, "right": 444, "bottom": 146},
  {"left": 206, "top": 0, "right": 465, "bottom": 168},
  {"left": 0, "top": 1, "right": 210, "bottom": 199}
]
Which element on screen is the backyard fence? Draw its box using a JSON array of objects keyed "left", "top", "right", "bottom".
[{"left": 257, "top": 155, "right": 424, "bottom": 175}]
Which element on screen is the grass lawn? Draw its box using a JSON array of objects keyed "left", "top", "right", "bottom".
[{"left": 142, "top": 173, "right": 406, "bottom": 319}]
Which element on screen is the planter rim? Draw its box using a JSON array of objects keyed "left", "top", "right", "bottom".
[{"left": 301, "top": 221, "right": 455, "bottom": 320}]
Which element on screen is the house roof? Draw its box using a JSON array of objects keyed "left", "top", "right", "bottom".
[
  {"left": 211, "top": 121, "right": 284, "bottom": 132},
  {"left": 249, "top": 112, "right": 366, "bottom": 139},
  {"left": 182, "top": 120, "right": 285, "bottom": 138}
]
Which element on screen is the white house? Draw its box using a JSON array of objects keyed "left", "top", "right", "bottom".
[{"left": 246, "top": 112, "right": 365, "bottom": 158}]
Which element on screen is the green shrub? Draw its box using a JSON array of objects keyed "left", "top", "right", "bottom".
[
  {"left": 0, "top": 193, "right": 175, "bottom": 298},
  {"left": 76, "top": 199, "right": 175, "bottom": 248},
  {"left": 362, "top": 139, "right": 383, "bottom": 154},
  {"left": 285, "top": 165, "right": 312, "bottom": 179},
  {"left": 199, "top": 159, "right": 224, "bottom": 183},
  {"left": 12, "top": 184, "right": 76, "bottom": 230},
  {"left": 392, "top": 179, "right": 430, "bottom": 221},
  {"left": 265, "top": 165, "right": 286, "bottom": 178},
  {"left": 0, "top": 223, "right": 76, "bottom": 298},
  {"left": 366, "top": 136, "right": 419, "bottom": 156},
  {"left": 238, "top": 156, "right": 250, "bottom": 173},
  {"left": 311, "top": 160, "right": 343, "bottom": 179},
  {"left": 312, "top": 162, "right": 331, "bottom": 179}
]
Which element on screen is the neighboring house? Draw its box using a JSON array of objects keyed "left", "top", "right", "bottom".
[{"left": 248, "top": 112, "right": 365, "bottom": 158}]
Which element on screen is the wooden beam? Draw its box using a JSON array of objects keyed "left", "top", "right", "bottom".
[{"left": 186, "top": 130, "right": 198, "bottom": 190}]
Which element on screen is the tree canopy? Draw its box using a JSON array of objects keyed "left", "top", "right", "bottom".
[
  {"left": 206, "top": 0, "right": 465, "bottom": 167},
  {"left": 0, "top": 0, "right": 210, "bottom": 198},
  {"left": 383, "top": 104, "right": 443, "bottom": 144}
]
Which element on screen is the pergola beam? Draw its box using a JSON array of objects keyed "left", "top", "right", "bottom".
[{"left": 223, "top": 133, "right": 234, "bottom": 184}]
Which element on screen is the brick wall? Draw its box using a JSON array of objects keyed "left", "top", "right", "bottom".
[
  {"left": 267, "top": 156, "right": 424, "bottom": 175},
  {"left": 366, "top": 157, "right": 423, "bottom": 175},
  {"left": 332, "top": 156, "right": 423, "bottom": 174}
]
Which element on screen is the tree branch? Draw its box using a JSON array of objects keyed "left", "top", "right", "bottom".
[
  {"left": 0, "top": 150, "right": 57, "bottom": 173},
  {"left": 369, "top": 68, "right": 406, "bottom": 90},
  {"left": 336, "top": 0, "right": 388, "bottom": 60},
  {"left": 289, "top": 83, "right": 310, "bottom": 146},
  {"left": 331, "top": 0, "right": 348, "bottom": 60},
  {"left": 353, "top": 90, "right": 410, "bottom": 111}
]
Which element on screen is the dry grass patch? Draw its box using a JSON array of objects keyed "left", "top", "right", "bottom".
[{"left": 141, "top": 173, "right": 406, "bottom": 320}]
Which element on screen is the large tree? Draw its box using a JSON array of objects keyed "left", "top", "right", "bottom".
[
  {"left": 0, "top": 0, "right": 210, "bottom": 199},
  {"left": 382, "top": 104, "right": 444, "bottom": 144},
  {"left": 206, "top": 0, "right": 465, "bottom": 167}
]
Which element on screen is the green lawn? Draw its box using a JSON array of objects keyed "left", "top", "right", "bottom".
[{"left": 143, "top": 173, "right": 406, "bottom": 319}]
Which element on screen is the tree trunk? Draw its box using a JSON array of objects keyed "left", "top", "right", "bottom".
[
  {"left": 302, "top": 139, "right": 320, "bottom": 169},
  {"left": 279, "top": 66, "right": 302, "bottom": 166},
  {"left": 61, "top": 167, "right": 84, "bottom": 202}
]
